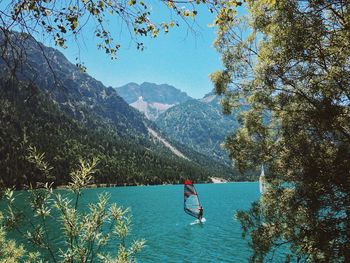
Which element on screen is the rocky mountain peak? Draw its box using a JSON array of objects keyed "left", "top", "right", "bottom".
[{"left": 116, "top": 82, "right": 193, "bottom": 120}]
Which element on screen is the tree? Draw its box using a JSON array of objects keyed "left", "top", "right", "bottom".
[
  {"left": 0, "top": 1, "right": 276, "bottom": 78},
  {"left": 0, "top": 0, "right": 210, "bottom": 71},
  {"left": 0, "top": 147, "right": 145, "bottom": 262},
  {"left": 211, "top": 0, "right": 350, "bottom": 262}
]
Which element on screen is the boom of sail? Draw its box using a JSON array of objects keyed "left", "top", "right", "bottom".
[{"left": 184, "top": 180, "right": 202, "bottom": 219}]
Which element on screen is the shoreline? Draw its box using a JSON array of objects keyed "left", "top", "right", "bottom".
[
  {"left": 210, "top": 177, "right": 229, "bottom": 184},
  {"left": 12, "top": 179, "right": 257, "bottom": 190}
]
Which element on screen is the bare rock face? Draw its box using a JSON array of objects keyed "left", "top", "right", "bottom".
[
  {"left": 116, "top": 82, "right": 193, "bottom": 120},
  {"left": 130, "top": 96, "right": 174, "bottom": 120}
]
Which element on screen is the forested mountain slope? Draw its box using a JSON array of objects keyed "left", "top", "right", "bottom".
[
  {"left": 0, "top": 32, "right": 242, "bottom": 187},
  {"left": 156, "top": 92, "right": 244, "bottom": 165}
]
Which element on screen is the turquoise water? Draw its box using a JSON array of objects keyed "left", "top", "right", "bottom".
[
  {"left": 88, "top": 182, "right": 259, "bottom": 262},
  {"left": 8, "top": 182, "right": 261, "bottom": 262}
]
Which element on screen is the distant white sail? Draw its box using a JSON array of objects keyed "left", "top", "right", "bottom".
[{"left": 259, "top": 165, "right": 266, "bottom": 194}]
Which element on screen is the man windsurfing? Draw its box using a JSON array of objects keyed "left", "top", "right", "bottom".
[
  {"left": 198, "top": 206, "right": 204, "bottom": 222},
  {"left": 184, "top": 180, "right": 204, "bottom": 222}
]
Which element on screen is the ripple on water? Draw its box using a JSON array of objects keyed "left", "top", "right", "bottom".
[{"left": 9, "top": 183, "right": 265, "bottom": 262}]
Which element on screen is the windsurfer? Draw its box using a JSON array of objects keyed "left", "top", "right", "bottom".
[
  {"left": 198, "top": 206, "right": 203, "bottom": 221},
  {"left": 184, "top": 180, "right": 204, "bottom": 223}
]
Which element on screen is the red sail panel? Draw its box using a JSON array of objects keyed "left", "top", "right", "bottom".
[{"left": 184, "top": 179, "right": 193, "bottom": 185}]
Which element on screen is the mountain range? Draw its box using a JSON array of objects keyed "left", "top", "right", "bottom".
[
  {"left": 116, "top": 82, "right": 244, "bottom": 167},
  {"left": 0, "top": 31, "right": 241, "bottom": 188},
  {"left": 156, "top": 92, "right": 242, "bottom": 165},
  {"left": 116, "top": 82, "right": 192, "bottom": 120},
  {"left": 116, "top": 82, "right": 259, "bottom": 181}
]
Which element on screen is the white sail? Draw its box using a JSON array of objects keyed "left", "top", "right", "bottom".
[{"left": 259, "top": 165, "right": 266, "bottom": 194}]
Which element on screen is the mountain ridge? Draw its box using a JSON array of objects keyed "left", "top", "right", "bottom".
[
  {"left": 156, "top": 92, "right": 243, "bottom": 166},
  {"left": 0, "top": 31, "right": 242, "bottom": 187},
  {"left": 116, "top": 82, "right": 193, "bottom": 120},
  {"left": 116, "top": 80, "right": 244, "bottom": 171}
]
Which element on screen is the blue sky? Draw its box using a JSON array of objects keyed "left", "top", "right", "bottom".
[{"left": 53, "top": 3, "right": 224, "bottom": 99}]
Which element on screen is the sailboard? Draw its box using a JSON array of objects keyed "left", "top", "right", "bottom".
[
  {"left": 184, "top": 180, "right": 203, "bottom": 220},
  {"left": 259, "top": 165, "right": 266, "bottom": 194}
]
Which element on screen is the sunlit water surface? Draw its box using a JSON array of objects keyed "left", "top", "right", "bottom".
[{"left": 9, "top": 182, "right": 280, "bottom": 262}]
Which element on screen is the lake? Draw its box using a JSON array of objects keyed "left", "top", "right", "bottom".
[
  {"left": 87, "top": 182, "right": 259, "bottom": 262},
  {"left": 8, "top": 182, "right": 261, "bottom": 262}
]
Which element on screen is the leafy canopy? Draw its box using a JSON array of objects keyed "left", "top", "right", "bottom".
[
  {"left": 0, "top": 1, "right": 275, "bottom": 61},
  {"left": 0, "top": 146, "right": 145, "bottom": 262},
  {"left": 212, "top": 0, "right": 350, "bottom": 262}
]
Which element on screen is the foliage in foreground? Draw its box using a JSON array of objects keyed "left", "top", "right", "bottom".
[
  {"left": 212, "top": 0, "right": 350, "bottom": 262},
  {"left": 0, "top": 0, "right": 274, "bottom": 63},
  {"left": 0, "top": 147, "right": 145, "bottom": 262}
]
